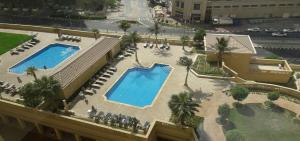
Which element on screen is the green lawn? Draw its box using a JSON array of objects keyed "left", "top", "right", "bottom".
[
  {"left": 0, "top": 32, "right": 32, "bottom": 55},
  {"left": 226, "top": 104, "right": 300, "bottom": 141}
]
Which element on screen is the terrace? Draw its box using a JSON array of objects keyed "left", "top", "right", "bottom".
[{"left": 0, "top": 28, "right": 96, "bottom": 101}]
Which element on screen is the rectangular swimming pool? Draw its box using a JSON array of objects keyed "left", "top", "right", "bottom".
[
  {"left": 9, "top": 43, "right": 79, "bottom": 74},
  {"left": 105, "top": 64, "right": 172, "bottom": 108}
]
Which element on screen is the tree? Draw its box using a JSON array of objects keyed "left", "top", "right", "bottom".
[
  {"left": 26, "top": 66, "right": 38, "bottom": 81},
  {"left": 193, "top": 28, "right": 206, "bottom": 42},
  {"left": 53, "top": 27, "right": 62, "bottom": 39},
  {"left": 168, "top": 92, "right": 200, "bottom": 126},
  {"left": 118, "top": 20, "right": 131, "bottom": 34},
  {"left": 181, "top": 57, "right": 193, "bottom": 86},
  {"left": 20, "top": 82, "right": 42, "bottom": 107},
  {"left": 230, "top": 86, "right": 249, "bottom": 102},
  {"left": 215, "top": 37, "right": 229, "bottom": 67},
  {"left": 226, "top": 130, "right": 245, "bottom": 141},
  {"left": 92, "top": 28, "right": 99, "bottom": 40},
  {"left": 218, "top": 104, "right": 230, "bottom": 123},
  {"left": 35, "top": 76, "right": 63, "bottom": 112},
  {"left": 148, "top": 22, "right": 162, "bottom": 48},
  {"left": 180, "top": 35, "right": 190, "bottom": 50},
  {"left": 128, "top": 31, "right": 141, "bottom": 63},
  {"left": 267, "top": 92, "right": 280, "bottom": 102}
]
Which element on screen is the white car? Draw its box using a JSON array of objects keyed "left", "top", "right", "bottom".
[
  {"left": 271, "top": 32, "right": 287, "bottom": 37},
  {"left": 247, "top": 27, "right": 261, "bottom": 32}
]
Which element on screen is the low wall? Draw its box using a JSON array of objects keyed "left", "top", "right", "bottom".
[
  {"left": 238, "top": 82, "right": 300, "bottom": 99},
  {"left": 0, "top": 99, "right": 198, "bottom": 141},
  {"left": 0, "top": 23, "right": 121, "bottom": 38},
  {"left": 290, "top": 64, "right": 300, "bottom": 71}
]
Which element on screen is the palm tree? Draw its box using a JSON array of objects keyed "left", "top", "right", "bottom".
[
  {"left": 128, "top": 31, "right": 141, "bottom": 63},
  {"left": 35, "top": 76, "right": 63, "bottom": 112},
  {"left": 92, "top": 28, "right": 100, "bottom": 40},
  {"left": 53, "top": 27, "right": 62, "bottom": 39},
  {"left": 26, "top": 66, "right": 38, "bottom": 81},
  {"left": 193, "top": 28, "right": 206, "bottom": 43},
  {"left": 168, "top": 92, "right": 200, "bottom": 126},
  {"left": 118, "top": 20, "right": 131, "bottom": 35},
  {"left": 20, "top": 82, "right": 43, "bottom": 107},
  {"left": 215, "top": 37, "right": 229, "bottom": 67},
  {"left": 148, "top": 22, "right": 162, "bottom": 48},
  {"left": 181, "top": 35, "right": 190, "bottom": 50},
  {"left": 184, "top": 58, "right": 193, "bottom": 86}
]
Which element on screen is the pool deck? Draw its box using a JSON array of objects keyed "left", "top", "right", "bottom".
[
  {"left": 70, "top": 43, "right": 231, "bottom": 123},
  {"left": 0, "top": 28, "right": 97, "bottom": 100}
]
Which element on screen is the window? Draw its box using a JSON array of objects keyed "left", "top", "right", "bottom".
[
  {"left": 279, "top": 4, "right": 286, "bottom": 6},
  {"left": 261, "top": 4, "right": 267, "bottom": 7},
  {"left": 213, "top": 6, "right": 221, "bottom": 8},
  {"left": 251, "top": 5, "right": 258, "bottom": 7},
  {"left": 242, "top": 5, "right": 249, "bottom": 7},
  {"left": 269, "top": 4, "right": 276, "bottom": 7},
  {"left": 224, "top": 6, "right": 231, "bottom": 8},
  {"left": 176, "top": 1, "right": 180, "bottom": 7},
  {"left": 232, "top": 5, "right": 239, "bottom": 8},
  {"left": 181, "top": 2, "right": 184, "bottom": 8},
  {"left": 194, "top": 4, "right": 201, "bottom": 10}
]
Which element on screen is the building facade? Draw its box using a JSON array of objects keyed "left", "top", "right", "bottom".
[{"left": 171, "top": 0, "right": 300, "bottom": 23}]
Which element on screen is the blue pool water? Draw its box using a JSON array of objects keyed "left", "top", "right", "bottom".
[
  {"left": 106, "top": 64, "right": 172, "bottom": 107},
  {"left": 10, "top": 43, "right": 79, "bottom": 74}
]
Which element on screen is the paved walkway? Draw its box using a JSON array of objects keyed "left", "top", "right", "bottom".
[{"left": 196, "top": 88, "right": 300, "bottom": 141}]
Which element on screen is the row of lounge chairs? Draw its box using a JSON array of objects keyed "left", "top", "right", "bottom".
[
  {"left": 10, "top": 38, "right": 40, "bottom": 55},
  {"left": 60, "top": 34, "right": 81, "bottom": 42},
  {"left": 82, "top": 65, "right": 117, "bottom": 95},
  {"left": 117, "top": 46, "right": 138, "bottom": 60},
  {"left": 144, "top": 42, "right": 171, "bottom": 50},
  {"left": 0, "top": 81, "right": 17, "bottom": 95},
  {"left": 88, "top": 106, "right": 151, "bottom": 133}
]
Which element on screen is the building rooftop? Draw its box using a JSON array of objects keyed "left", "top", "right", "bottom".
[
  {"left": 204, "top": 34, "right": 256, "bottom": 54},
  {"left": 52, "top": 37, "right": 121, "bottom": 88}
]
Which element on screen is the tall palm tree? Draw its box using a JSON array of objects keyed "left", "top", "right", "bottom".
[
  {"left": 53, "top": 27, "right": 62, "bottom": 39},
  {"left": 118, "top": 20, "right": 131, "bottom": 35},
  {"left": 181, "top": 35, "right": 190, "bottom": 50},
  {"left": 92, "top": 28, "right": 99, "bottom": 40},
  {"left": 26, "top": 66, "right": 38, "bottom": 81},
  {"left": 35, "top": 76, "right": 63, "bottom": 112},
  {"left": 184, "top": 58, "right": 193, "bottom": 86},
  {"left": 148, "top": 22, "right": 162, "bottom": 48},
  {"left": 128, "top": 31, "right": 141, "bottom": 63},
  {"left": 215, "top": 37, "right": 229, "bottom": 67},
  {"left": 193, "top": 28, "right": 206, "bottom": 43},
  {"left": 168, "top": 92, "right": 200, "bottom": 126}
]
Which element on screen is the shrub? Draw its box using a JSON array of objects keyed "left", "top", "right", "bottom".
[
  {"left": 218, "top": 104, "right": 230, "bottom": 119},
  {"left": 230, "top": 86, "right": 249, "bottom": 102},
  {"left": 267, "top": 92, "right": 280, "bottom": 101},
  {"left": 296, "top": 73, "right": 300, "bottom": 79},
  {"left": 264, "top": 54, "right": 282, "bottom": 60},
  {"left": 226, "top": 130, "right": 245, "bottom": 141}
]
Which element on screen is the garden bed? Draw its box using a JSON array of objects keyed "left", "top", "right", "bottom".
[{"left": 192, "top": 55, "right": 228, "bottom": 77}]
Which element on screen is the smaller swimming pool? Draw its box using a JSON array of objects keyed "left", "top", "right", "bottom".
[
  {"left": 9, "top": 43, "right": 79, "bottom": 74},
  {"left": 105, "top": 64, "right": 172, "bottom": 108}
]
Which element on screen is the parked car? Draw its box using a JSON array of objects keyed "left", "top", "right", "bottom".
[
  {"left": 271, "top": 32, "right": 288, "bottom": 37},
  {"left": 247, "top": 27, "right": 261, "bottom": 32}
]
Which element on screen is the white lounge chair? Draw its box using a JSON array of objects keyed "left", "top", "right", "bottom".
[
  {"left": 98, "top": 77, "right": 107, "bottom": 81},
  {"left": 108, "top": 67, "right": 117, "bottom": 72},
  {"left": 91, "top": 84, "right": 101, "bottom": 89},
  {"left": 95, "top": 80, "right": 104, "bottom": 85}
]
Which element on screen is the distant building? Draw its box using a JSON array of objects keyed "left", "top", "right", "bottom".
[{"left": 170, "top": 0, "right": 300, "bottom": 23}]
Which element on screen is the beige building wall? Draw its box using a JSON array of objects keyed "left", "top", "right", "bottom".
[
  {"left": 171, "top": 0, "right": 300, "bottom": 22},
  {"left": 209, "top": 0, "right": 300, "bottom": 19}
]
